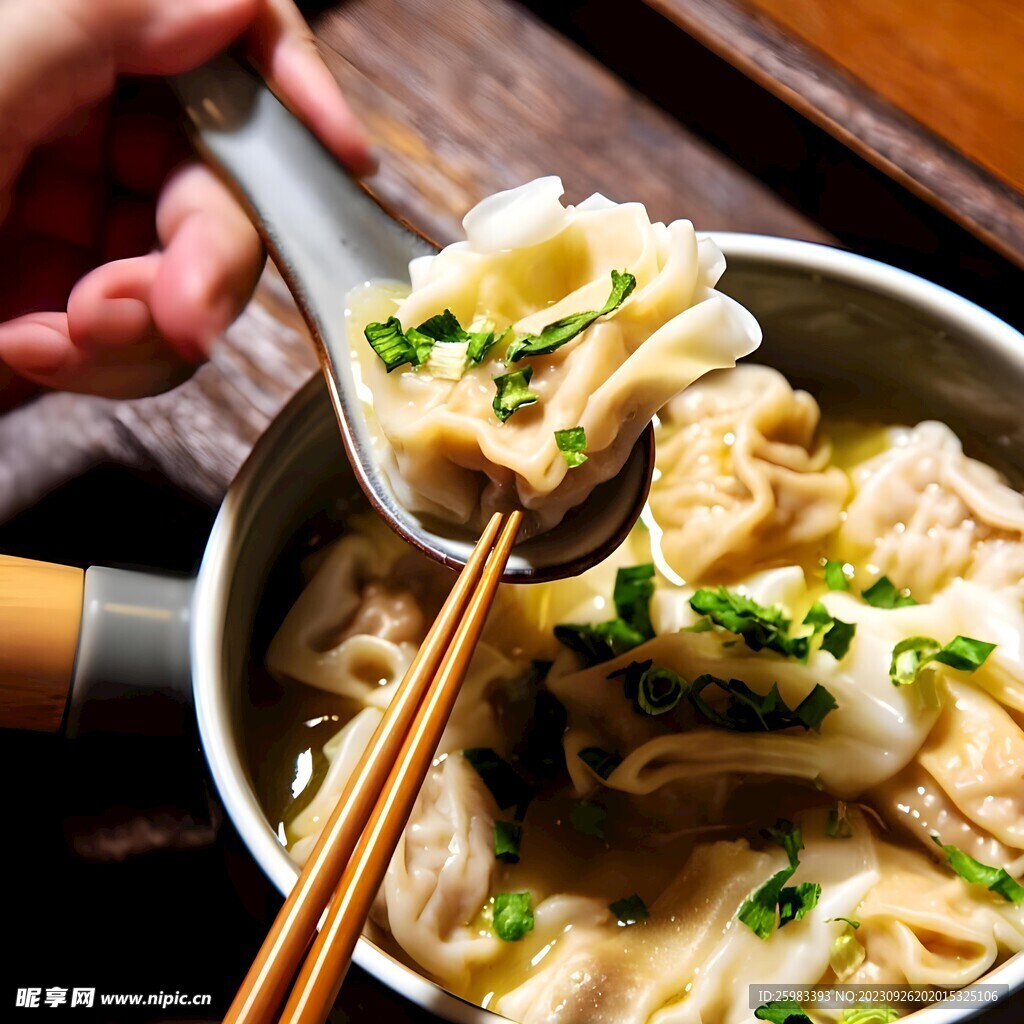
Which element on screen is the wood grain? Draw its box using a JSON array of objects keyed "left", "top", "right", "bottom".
[
  {"left": 310, "top": 0, "right": 830, "bottom": 246},
  {"left": 644, "top": 0, "right": 1024, "bottom": 269},
  {"left": 0, "top": 554, "right": 83, "bottom": 732},
  {"left": 746, "top": 0, "right": 1024, "bottom": 193}
]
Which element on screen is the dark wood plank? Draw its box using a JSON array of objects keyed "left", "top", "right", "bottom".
[
  {"left": 644, "top": 0, "right": 1024, "bottom": 269},
  {"left": 311, "top": 0, "right": 831, "bottom": 246}
]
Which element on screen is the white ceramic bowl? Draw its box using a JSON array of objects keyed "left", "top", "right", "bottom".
[{"left": 192, "top": 234, "right": 1024, "bottom": 1022}]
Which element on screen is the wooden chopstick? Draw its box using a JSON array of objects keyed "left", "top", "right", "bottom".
[
  {"left": 225, "top": 511, "right": 515, "bottom": 1024},
  {"left": 278, "top": 510, "right": 523, "bottom": 1023}
]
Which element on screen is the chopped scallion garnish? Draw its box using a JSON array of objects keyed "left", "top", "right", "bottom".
[
  {"left": 492, "top": 367, "right": 539, "bottom": 422},
  {"left": 506, "top": 270, "right": 636, "bottom": 362},
  {"left": 554, "top": 426, "right": 588, "bottom": 467}
]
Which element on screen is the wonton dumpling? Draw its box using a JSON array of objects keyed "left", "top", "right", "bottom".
[
  {"left": 852, "top": 841, "right": 1024, "bottom": 988},
  {"left": 841, "top": 421, "right": 1024, "bottom": 598},
  {"left": 266, "top": 529, "right": 423, "bottom": 700},
  {"left": 874, "top": 681, "right": 1024, "bottom": 863},
  {"left": 650, "top": 365, "right": 848, "bottom": 582},
  {"left": 378, "top": 754, "right": 503, "bottom": 988},
  {"left": 498, "top": 810, "right": 878, "bottom": 1024},
  {"left": 356, "top": 178, "right": 761, "bottom": 537}
]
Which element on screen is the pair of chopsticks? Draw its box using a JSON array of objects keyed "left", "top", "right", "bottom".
[{"left": 225, "top": 511, "right": 522, "bottom": 1024}]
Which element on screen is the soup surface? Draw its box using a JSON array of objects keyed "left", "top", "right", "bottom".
[
  {"left": 246, "top": 180, "right": 1024, "bottom": 1023},
  {"left": 248, "top": 364, "right": 1024, "bottom": 1023}
]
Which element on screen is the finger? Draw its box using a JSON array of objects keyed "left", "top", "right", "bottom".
[
  {"left": 245, "top": 0, "right": 375, "bottom": 175},
  {"left": 0, "top": 1, "right": 259, "bottom": 198},
  {"left": 150, "top": 163, "right": 264, "bottom": 360},
  {"left": 0, "top": 258, "right": 192, "bottom": 399}
]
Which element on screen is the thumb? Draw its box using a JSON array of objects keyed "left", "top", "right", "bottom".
[{"left": 0, "top": 0, "right": 258, "bottom": 204}]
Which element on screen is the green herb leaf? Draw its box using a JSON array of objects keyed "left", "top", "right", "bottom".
[
  {"left": 609, "top": 659, "right": 687, "bottom": 716},
  {"left": 554, "top": 620, "right": 648, "bottom": 666},
  {"left": 778, "top": 881, "right": 821, "bottom": 926},
  {"left": 506, "top": 270, "right": 636, "bottom": 362},
  {"left": 463, "top": 749, "right": 534, "bottom": 813},
  {"left": 493, "top": 821, "right": 522, "bottom": 863},
  {"left": 819, "top": 616, "right": 857, "bottom": 659},
  {"left": 824, "top": 559, "right": 851, "bottom": 591},
  {"left": 739, "top": 821, "right": 822, "bottom": 939},
  {"left": 555, "top": 565, "right": 656, "bottom": 666},
  {"left": 933, "top": 634, "right": 997, "bottom": 672},
  {"left": 861, "top": 576, "right": 917, "bottom": 608},
  {"left": 830, "top": 924, "right": 867, "bottom": 980},
  {"left": 931, "top": 835, "right": 1024, "bottom": 903},
  {"left": 492, "top": 892, "right": 535, "bottom": 941},
  {"left": 826, "top": 802, "right": 854, "bottom": 839},
  {"left": 689, "top": 587, "right": 809, "bottom": 660},
  {"left": 802, "top": 601, "right": 857, "bottom": 660},
  {"left": 755, "top": 999, "right": 812, "bottom": 1024},
  {"left": 468, "top": 326, "right": 509, "bottom": 364},
  {"left": 554, "top": 426, "right": 588, "bottom": 468},
  {"left": 364, "top": 318, "right": 421, "bottom": 372},
  {"left": 890, "top": 634, "right": 996, "bottom": 686},
  {"left": 569, "top": 799, "right": 607, "bottom": 840},
  {"left": 513, "top": 686, "right": 567, "bottom": 781},
  {"left": 689, "top": 675, "right": 837, "bottom": 733},
  {"left": 609, "top": 893, "right": 649, "bottom": 926},
  {"left": 578, "top": 746, "right": 622, "bottom": 781},
  {"left": 492, "top": 367, "right": 539, "bottom": 422},
  {"left": 843, "top": 1010, "right": 901, "bottom": 1024},
  {"left": 828, "top": 916, "right": 861, "bottom": 929},
  {"left": 764, "top": 819, "right": 804, "bottom": 868},
  {"left": 738, "top": 867, "right": 795, "bottom": 939},
  {"left": 613, "top": 563, "right": 656, "bottom": 638}
]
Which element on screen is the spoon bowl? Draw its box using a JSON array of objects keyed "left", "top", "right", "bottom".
[{"left": 171, "top": 58, "right": 654, "bottom": 582}]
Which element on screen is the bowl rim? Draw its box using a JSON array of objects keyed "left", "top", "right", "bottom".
[{"left": 192, "top": 232, "right": 1024, "bottom": 1024}]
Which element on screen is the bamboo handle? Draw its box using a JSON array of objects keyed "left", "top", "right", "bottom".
[{"left": 0, "top": 554, "right": 84, "bottom": 732}]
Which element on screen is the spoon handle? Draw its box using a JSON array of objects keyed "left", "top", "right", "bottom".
[{"left": 169, "top": 56, "right": 434, "bottom": 492}]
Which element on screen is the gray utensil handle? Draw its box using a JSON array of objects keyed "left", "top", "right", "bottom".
[{"left": 67, "top": 567, "right": 193, "bottom": 736}]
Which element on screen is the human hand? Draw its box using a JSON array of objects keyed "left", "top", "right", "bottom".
[{"left": 0, "top": 0, "right": 372, "bottom": 410}]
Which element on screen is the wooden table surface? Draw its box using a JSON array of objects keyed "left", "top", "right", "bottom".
[{"left": 1, "top": 1, "right": 1023, "bottom": 1021}]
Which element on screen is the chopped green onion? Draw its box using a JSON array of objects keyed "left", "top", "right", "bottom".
[
  {"left": 755, "top": 1000, "right": 812, "bottom": 1024},
  {"left": 506, "top": 270, "right": 636, "bottom": 362},
  {"left": 569, "top": 799, "right": 607, "bottom": 839},
  {"left": 690, "top": 587, "right": 847, "bottom": 661},
  {"left": 610, "top": 659, "right": 686, "bottom": 716},
  {"left": 364, "top": 317, "right": 425, "bottom": 372},
  {"left": 609, "top": 893, "right": 649, "bottom": 926},
  {"left": 613, "top": 563, "right": 656, "bottom": 638},
  {"left": 425, "top": 340, "right": 469, "bottom": 380},
  {"left": 554, "top": 620, "right": 647, "bottom": 666},
  {"left": 931, "top": 835, "right": 1024, "bottom": 903},
  {"left": 554, "top": 426, "right": 588, "bottom": 468},
  {"left": 824, "top": 559, "right": 851, "bottom": 591},
  {"left": 826, "top": 802, "right": 854, "bottom": 838},
  {"left": 843, "top": 1010, "right": 900, "bottom": 1024},
  {"left": 738, "top": 821, "right": 821, "bottom": 939},
  {"left": 492, "top": 367, "right": 539, "bottom": 422},
  {"left": 492, "top": 892, "right": 534, "bottom": 941},
  {"left": 493, "top": 821, "right": 522, "bottom": 863},
  {"left": 830, "top": 922, "right": 867, "bottom": 980},
  {"left": 777, "top": 881, "right": 821, "bottom": 926},
  {"left": 803, "top": 601, "right": 857, "bottom": 660},
  {"left": 689, "top": 675, "right": 837, "bottom": 733},
  {"left": 463, "top": 748, "right": 533, "bottom": 813},
  {"left": 578, "top": 746, "right": 621, "bottom": 781},
  {"left": 861, "top": 576, "right": 917, "bottom": 608},
  {"left": 890, "top": 634, "right": 996, "bottom": 686},
  {"left": 933, "top": 634, "right": 998, "bottom": 672},
  {"left": 554, "top": 564, "right": 656, "bottom": 666}
]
